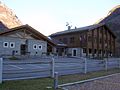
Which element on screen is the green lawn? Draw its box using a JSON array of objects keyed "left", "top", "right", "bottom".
[{"left": 0, "top": 68, "right": 120, "bottom": 90}]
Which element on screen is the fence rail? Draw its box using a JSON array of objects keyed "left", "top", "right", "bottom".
[
  {"left": 0, "top": 58, "right": 3, "bottom": 83},
  {"left": 0, "top": 57, "right": 120, "bottom": 84}
]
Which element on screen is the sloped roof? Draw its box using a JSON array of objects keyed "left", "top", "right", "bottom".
[
  {"left": 50, "top": 23, "right": 105, "bottom": 37},
  {"left": 0, "top": 24, "right": 56, "bottom": 46},
  {"left": 50, "top": 23, "right": 116, "bottom": 39},
  {"left": 49, "top": 37, "right": 67, "bottom": 47}
]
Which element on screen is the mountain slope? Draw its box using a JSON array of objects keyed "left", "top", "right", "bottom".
[
  {"left": 98, "top": 5, "right": 120, "bottom": 43},
  {"left": 0, "top": 2, "right": 22, "bottom": 28}
]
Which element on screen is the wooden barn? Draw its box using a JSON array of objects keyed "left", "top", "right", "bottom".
[{"left": 50, "top": 23, "right": 116, "bottom": 59}]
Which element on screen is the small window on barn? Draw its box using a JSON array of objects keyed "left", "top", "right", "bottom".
[
  {"left": 94, "top": 49, "right": 96, "bottom": 54},
  {"left": 59, "top": 39, "right": 62, "bottom": 42},
  {"left": 33, "top": 44, "right": 37, "bottom": 49},
  {"left": 89, "top": 49, "right": 92, "bottom": 54},
  {"left": 83, "top": 48, "right": 86, "bottom": 53},
  {"left": 10, "top": 42, "right": 15, "bottom": 48},
  {"left": 70, "top": 37, "right": 75, "bottom": 43},
  {"left": 63, "top": 38, "right": 68, "bottom": 43},
  {"left": 38, "top": 45, "right": 42, "bottom": 50},
  {"left": 3, "top": 42, "right": 9, "bottom": 48},
  {"left": 88, "top": 36, "right": 92, "bottom": 42}
]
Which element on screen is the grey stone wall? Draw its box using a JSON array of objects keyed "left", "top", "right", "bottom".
[
  {"left": 0, "top": 36, "right": 24, "bottom": 55},
  {"left": 0, "top": 36, "right": 47, "bottom": 56},
  {"left": 27, "top": 39, "right": 47, "bottom": 56}
]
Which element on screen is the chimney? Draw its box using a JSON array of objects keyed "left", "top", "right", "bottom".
[
  {"left": 75, "top": 26, "right": 77, "bottom": 29},
  {"left": 68, "top": 26, "right": 71, "bottom": 30}
]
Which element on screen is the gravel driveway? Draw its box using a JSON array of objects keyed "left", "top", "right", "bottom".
[{"left": 62, "top": 73, "right": 120, "bottom": 90}]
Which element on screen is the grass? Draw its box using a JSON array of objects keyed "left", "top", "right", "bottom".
[
  {"left": 0, "top": 78, "right": 54, "bottom": 90},
  {"left": 0, "top": 68, "right": 120, "bottom": 90}
]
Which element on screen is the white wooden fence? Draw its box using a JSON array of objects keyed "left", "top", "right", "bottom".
[
  {"left": 0, "top": 58, "right": 3, "bottom": 84},
  {"left": 0, "top": 57, "right": 120, "bottom": 84}
]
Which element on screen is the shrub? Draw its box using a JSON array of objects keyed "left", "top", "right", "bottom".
[{"left": 9, "top": 56, "right": 19, "bottom": 60}]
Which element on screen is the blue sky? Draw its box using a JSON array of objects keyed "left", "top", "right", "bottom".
[{"left": 1, "top": 0, "right": 120, "bottom": 35}]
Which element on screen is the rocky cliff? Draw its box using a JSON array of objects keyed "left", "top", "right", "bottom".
[
  {"left": 98, "top": 5, "right": 120, "bottom": 56},
  {"left": 0, "top": 2, "right": 22, "bottom": 28}
]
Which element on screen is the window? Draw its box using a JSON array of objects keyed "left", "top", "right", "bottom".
[
  {"left": 79, "top": 36, "right": 82, "bottom": 41},
  {"left": 94, "top": 49, "right": 96, "bottom": 54},
  {"left": 89, "top": 49, "right": 92, "bottom": 54},
  {"left": 88, "top": 36, "right": 92, "bottom": 42},
  {"left": 94, "top": 38, "right": 97, "bottom": 43},
  {"left": 10, "top": 42, "right": 15, "bottom": 48},
  {"left": 3, "top": 42, "right": 9, "bottom": 48},
  {"left": 70, "top": 37, "right": 75, "bottom": 43},
  {"left": 83, "top": 34, "right": 86, "bottom": 39},
  {"left": 83, "top": 48, "right": 86, "bottom": 53},
  {"left": 99, "top": 50, "right": 101, "bottom": 54},
  {"left": 38, "top": 45, "right": 42, "bottom": 50},
  {"left": 33, "top": 44, "right": 37, "bottom": 49},
  {"left": 59, "top": 39, "right": 62, "bottom": 42},
  {"left": 63, "top": 38, "right": 68, "bottom": 43}
]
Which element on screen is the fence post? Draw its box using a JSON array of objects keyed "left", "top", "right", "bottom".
[
  {"left": 54, "top": 72, "right": 58, "bottom": 90},
  {"left": 84, "top": 58, "right": 87, "bottom": 74},
  {"left": 51, "top": 58, "right": 55, "bottom": 78},
  {"left": 105, "top": 59, "right": 108, "bottom": 71},
  {"left": 0, "top": 58, "right": 3, "bottom": 84}
]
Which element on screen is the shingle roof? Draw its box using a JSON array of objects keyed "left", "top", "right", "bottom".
[
  {"left": 49, "top": 37, "right": 67, "bottom": 47},
  {"left": 50, "top": 23, "right": 105, "bottom": 36}
]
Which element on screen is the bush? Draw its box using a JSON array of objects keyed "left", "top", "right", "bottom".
[{"left": 9, "top": 56, "right": 19, "bottom": 60}]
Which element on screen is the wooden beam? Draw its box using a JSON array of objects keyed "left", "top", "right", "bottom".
[
  {"left": 113, "top": 38, "right": 116, "bottom": 57},
  {"left": 110, "top": 33, "right": 112, "bottom": 56},
  {"left": 86, "top": 31, "right": 89, "bottom": 57},
  {"left": 97, "top": 28, "right": 100, "bottom": 58},
  {"left": 101, "top": 26, "right": 104, "bottom": 59},
  {"left": 106, "top": 29, "right": 108, "bottom": 58},
  {"left": 92, "top": 30, "right": 94, "bottom": 58}
]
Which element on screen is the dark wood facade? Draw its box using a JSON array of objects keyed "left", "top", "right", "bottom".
[{"left": 50, "top": 24, "right": 116, "bottom": 58}]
